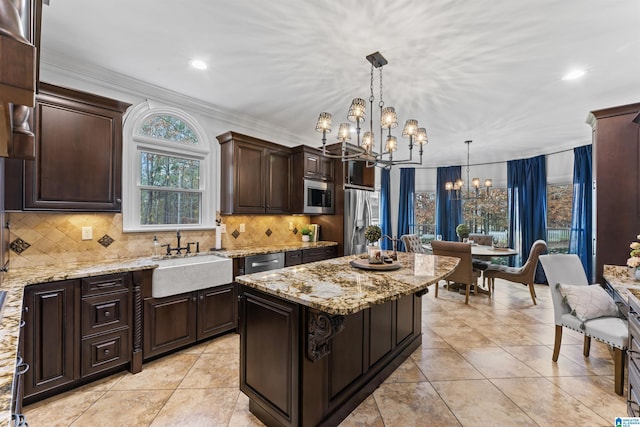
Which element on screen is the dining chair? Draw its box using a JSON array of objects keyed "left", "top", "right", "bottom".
[
  {"left": 539, "top": 254, "right": 628, "bottom": 395},
  {"left": 430, "top": 240, "right": 481, "bottom": 304},
  {"left": 400, "top": 234, "right": 428, "bottom": 254},
  {"left": 468, "top": 233, "right": 493, "bottom": 247},
  {"left": 483, "top": 240, "right": 547, "bottom": 305}
]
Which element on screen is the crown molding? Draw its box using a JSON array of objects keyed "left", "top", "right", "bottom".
[{"left": 39, "top": 50, "right": 303, "bottom": 147}]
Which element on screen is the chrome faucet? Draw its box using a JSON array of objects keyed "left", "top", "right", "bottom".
[{"left": 161, "top": 229, "right": 199, "bottom": 255}]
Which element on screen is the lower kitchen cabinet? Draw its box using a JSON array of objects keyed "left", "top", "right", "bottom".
[
  {"left": 143, "top": 283, "right": 237, "bottom": 359},
  {"left": 21, "top": 271, "right": 142, "bottom": 404},
  {"left": 302, "top": 246, "right": 337, "bottom": 263},
  {"left": 22, "top": 280, "right": 78, "bottom": 401},
  {"left": 628, "top": 295, "right": 640, "bottom": 416}
]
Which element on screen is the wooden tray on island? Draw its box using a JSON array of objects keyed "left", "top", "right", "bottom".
[{"left": 350, "top": 258, "right": 402, "bottom": 271}]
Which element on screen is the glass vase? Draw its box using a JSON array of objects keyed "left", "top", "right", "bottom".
[
  {"left": 367, "top": 245, "right": 383, "bottom": 264},
  {"left": 635, "top": 269, "right": 640, "bottom": 281}
]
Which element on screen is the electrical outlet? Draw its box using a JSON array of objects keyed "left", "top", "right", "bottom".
[
  {"left": 219, "top": 224, "right": 226, "bottom": 233},
  {"left": 289, "top": 222, "right": 293, "bottom": 230},
  {"left": 81, "top": 226, "right": 93, "bottom": 241},
  {"left": 239, "top": 223, "right": 245, "bottom": 232}
]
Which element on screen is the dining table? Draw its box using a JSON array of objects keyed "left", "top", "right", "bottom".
[{"left": 422, "top": 243, "right": 518, "bottom": 297}]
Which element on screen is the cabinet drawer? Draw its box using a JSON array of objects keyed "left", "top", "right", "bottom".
[
  {"left": 285, "top": 250, "right": 302, "bottom": 267},
  {"left": 81, "top": 329, "right": 130, "bottom": 377},
  {"left": 82, "top": 292, "right": 129, "bottom": 337},
  {"left": 82, "top": 273, "right": 130, "bottom": 296},
  {"left": 302, "top": 246, "right": 337, "bottom": 263}
]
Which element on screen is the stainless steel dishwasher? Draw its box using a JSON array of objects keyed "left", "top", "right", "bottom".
[{"left": 244, "top": 252, "right": 285, "bottom": 274}]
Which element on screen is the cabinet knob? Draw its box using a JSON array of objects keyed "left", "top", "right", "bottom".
[
  {"left": 199, "top": 295, "right": 204, "bottom": 300},
  {"left": 104, "top": 311, "right": 110, "bottom": 317},
  {"left": 116, "top": 198, "right": 122, "bottom": 204},
  {"left": 104, "top": 349, "right": 110, "bottom": 355}
]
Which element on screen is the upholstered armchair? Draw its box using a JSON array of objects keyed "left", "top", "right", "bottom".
[
  {"left": 430, "top": 240, "right": 481, "bottom": 304},
  {"left": 539, "top": 254, "right": 628, "bottom": 395},
  {"left": 483, "top": 240, "right": 547, "bottom": 305},
  {"left": 400, "top": 234, "right": 428, "bottom": 254}
]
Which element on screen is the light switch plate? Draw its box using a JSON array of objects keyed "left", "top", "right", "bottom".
[
  {"left": 239, "top": 223, "right": 245, "bottom": 232},
  {"left": 81, "top": 226, "right": 93, "bottom": 240},
  {"left": 219, "top": 224, "right": 226, "bottom": 233}
]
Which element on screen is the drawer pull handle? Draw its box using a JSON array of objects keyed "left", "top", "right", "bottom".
[
  {"left": 104, "top": 349, "right": 110, "bottom": 355},
  {"left": 95, "top": 281, "right": 119, "bottom": 288}
]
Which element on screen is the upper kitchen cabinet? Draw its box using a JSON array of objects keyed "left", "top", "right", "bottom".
[
  {"left": 291, "top": 145, "right": 333, "bottom": 182},
  {"left": 14, "top": 83, "right": 131, "bottom": 211},
  {"left": 217, "top": 131, "right": 292, "bottom": 214}
]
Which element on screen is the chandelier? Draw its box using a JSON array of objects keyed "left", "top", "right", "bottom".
[
  {"left": 445, "top": 140, "right": 492, "bottom": 200},
  {"left": 315, "top": 52, "right": 428, "bottom": 169}
]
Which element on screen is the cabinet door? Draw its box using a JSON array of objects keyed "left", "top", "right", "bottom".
[
  {"left": 266, "top": 149, "right": 292, "bottom": 213},
  {"left": 24, "top": 83, "right": 129, "bottom": 211},
  {"left": 197, "top": 284, "right": 237, "bottom": 340},
  {"left": 303, "top": 152, "right": 321, "bottom": 179},
  {"left": 320, "top": 156, "right": 334, "bottom": 181},
  {"left": 234, "top": 141, "right": 266, "bottom": 213},
  {"left": 143, "top": 293, "right": 197, "bottom": 359},
  {"left": 23, "top": 280, "right": 78, "bottom": 400}
]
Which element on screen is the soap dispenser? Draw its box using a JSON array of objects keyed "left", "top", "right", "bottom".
[{"left": 152, "top": 235, "right": 161, "bottom": 258}]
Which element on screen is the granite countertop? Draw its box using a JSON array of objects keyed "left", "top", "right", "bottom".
[
  {"left": 236, "top": 253, "right": 459, "bottom": 316},
  {"left": 603, "top": 264, "right": 640, "bottom": 307},
  {"left": 211, "top": 240, "right": 337, "bottom": 258},
  {"left": 0, "top": 241, "right": 338, "bottom": 425}
]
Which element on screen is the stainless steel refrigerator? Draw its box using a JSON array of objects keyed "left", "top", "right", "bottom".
[{"left": 344, "top": 189, "right": 379, "bottom": 255}]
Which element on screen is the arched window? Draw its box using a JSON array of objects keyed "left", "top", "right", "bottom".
[{"left": 122, "top": 102, "right": 216, "bottom": 232}]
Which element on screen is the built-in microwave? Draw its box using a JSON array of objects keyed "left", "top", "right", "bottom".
[{"left": 303, "top": 179, "right": 334, "bottom": 214}]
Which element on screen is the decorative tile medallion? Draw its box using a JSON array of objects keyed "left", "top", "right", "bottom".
[
  {"left": 232, "top": 229, "right": 240, "bottom": 239},
  {"left": 293, "top": 227, "right": 298, "bottom": 235},
  {"left": 98, "top": 234, "right": 115, "bottom": 248},
  {"left": 265, "top": 228, "right": 272, "bottom": 237},
  {"left": 9, "top": 238, "right": 30, "bottom": 254}
]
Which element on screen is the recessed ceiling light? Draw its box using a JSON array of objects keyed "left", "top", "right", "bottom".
[
  {"left": 190, "top": 60, "right": 208, "bottom": 70},
  {"left": 562, "top": 69, "right": 586, "bottom": 81}
]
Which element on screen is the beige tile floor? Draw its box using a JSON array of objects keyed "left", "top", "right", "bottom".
[{"left": 23, "top": 278, "right": 628, "bottom": 426}]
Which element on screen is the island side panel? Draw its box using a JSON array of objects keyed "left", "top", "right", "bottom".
[
  {"left": 301, "top": 293, "right": 423, "bottom": 427},
  {"left": 239, "top": 287, "right": 300, "bottom": 427}
]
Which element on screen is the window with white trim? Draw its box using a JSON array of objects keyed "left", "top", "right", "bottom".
[{"left": 122, "top": 102, "right": 216, "bottom": 232}]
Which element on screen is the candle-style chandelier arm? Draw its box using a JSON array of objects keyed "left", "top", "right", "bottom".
[
  {"left": 315, "top": 51, "right": 429, "bottom": 169},
  {"left": 445, "top": 140, "right": 493, "bottom": 200}
]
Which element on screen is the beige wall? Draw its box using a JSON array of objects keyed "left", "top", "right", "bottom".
[{"left": 7, "top": 212, "right": 311, "bottom": 268}]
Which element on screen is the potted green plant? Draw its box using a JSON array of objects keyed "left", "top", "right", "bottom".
[
  {"left": 364, "top": 225, "right": 383, "bottom": 264},
  {"left": 301, "top": 226, "right": 311, "bottom": 242},
  {"left": 456, "top": 223, "right": 470, "bottom": 242}
]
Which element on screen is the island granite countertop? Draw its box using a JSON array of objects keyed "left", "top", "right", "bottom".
[{"left": 236, "top": 252, "right": 459, "bottom": 316}]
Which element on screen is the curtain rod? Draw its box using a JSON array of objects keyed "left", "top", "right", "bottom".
[{"left": 412, "top": 145, "right": 583, "bottom": 170}]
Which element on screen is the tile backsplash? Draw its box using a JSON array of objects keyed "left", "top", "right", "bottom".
[{"left": 7, "top": 212, "right": 311, "bottom": 269}]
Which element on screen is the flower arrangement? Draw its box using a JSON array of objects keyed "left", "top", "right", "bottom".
[
  {"left": 364, "top": 225, "right": 382, "bottom": 245},
  {"left": 628, "top": 234, "right": 640, "bottom": 268}
]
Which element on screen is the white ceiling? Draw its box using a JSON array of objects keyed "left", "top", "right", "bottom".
[{"left": 39, "top": 0, "right": 640, "bottom": 167}]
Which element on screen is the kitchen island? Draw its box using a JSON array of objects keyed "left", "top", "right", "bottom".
[{"left": 235, "top": 252, "right": 458, "bottom": 427}]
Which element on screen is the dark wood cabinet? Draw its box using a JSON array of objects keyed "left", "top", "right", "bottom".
[
  {"left": 292, "top": 146, "right": 334, "bottom": 182},
  {"left": 197, "top": 284, "right": 237, "bottom": 340},
  {"left": 217, "top": 131, "right": 292, "bottom": 214},
  {"left": 285, "top": 250, "right": 302, "bottom": 267},
  {"left": 143, "top": 284, "right": 237, "bottom": 359},
  {"left": 240, "top": 286, "right": 422, "bottom": 427},
  {"left": 144, "top": 292, "right": 197, "bottom": 358},
  {"left": 22, "top": 272, "right": 137, "bottom": 403},
  {"left": 22, "top": 280, "right": 78, "bottom": 401},
  {"left": 8, "top": 83, "right": 130, "bottom": 211},
  {"left": 588, "top": 103, "right": 640, "bottom": 283},
  {"left": 628, "top": 294, "right": 640, "bottom": 416},
  {"left": 302, "top": 246, "right": 337, "bottom": 263}
]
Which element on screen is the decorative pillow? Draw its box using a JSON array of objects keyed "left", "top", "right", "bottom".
[{"left": 556, "top": 283, "right": 620, "bottom": 326}]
